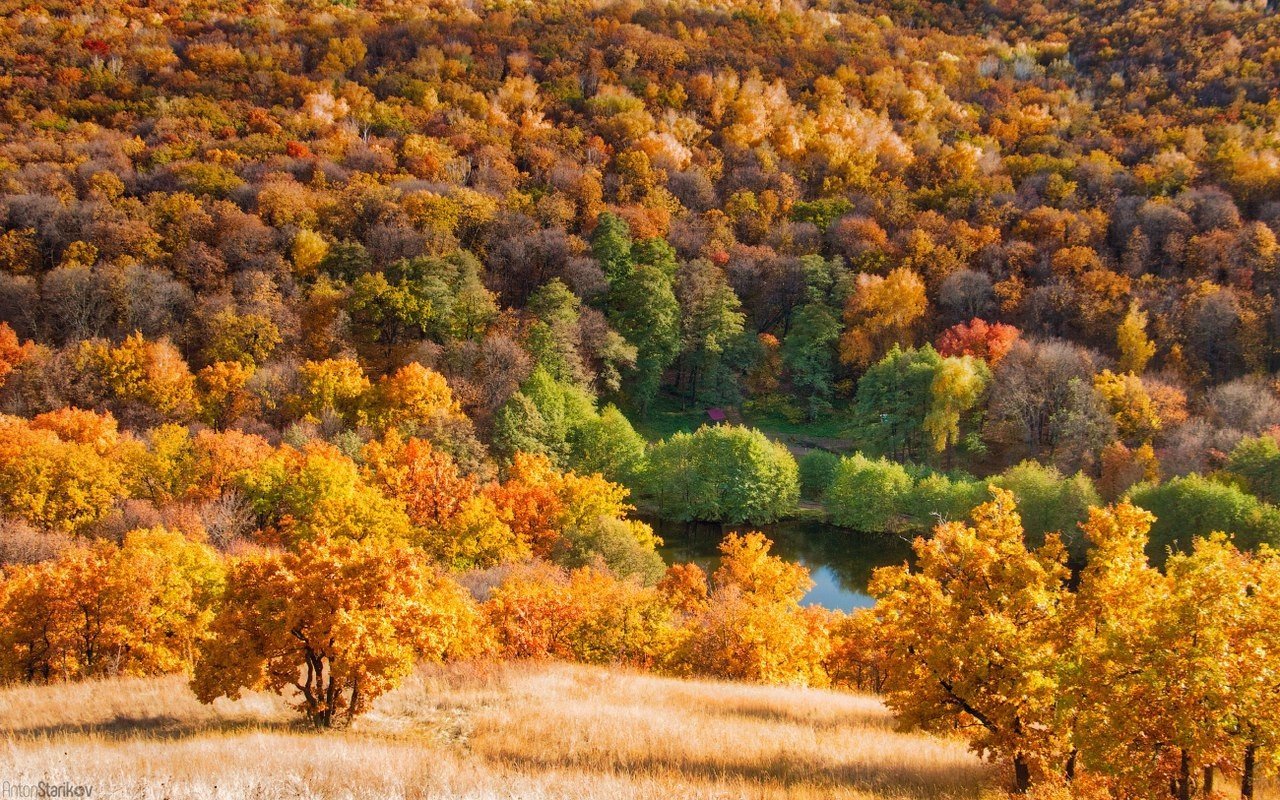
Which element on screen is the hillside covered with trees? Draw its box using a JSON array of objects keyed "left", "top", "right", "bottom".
[{"left": 3, "top": 0, "right": 1280, "bottom": 797}]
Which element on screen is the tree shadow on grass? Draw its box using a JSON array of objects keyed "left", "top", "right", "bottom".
[
  {"left": 697, "top": 699, "right": 895, "bottom": 732},
  {"left": 476, "top": 745, "right": 996, "bottom": 800},
  {"left": 2, "top": 713, "right": 308, "bottom": 742}
]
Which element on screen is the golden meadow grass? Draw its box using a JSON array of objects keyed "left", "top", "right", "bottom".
[
  {"left": 5, "top": 662, "right": 1275, "bottom": 799},
  {"left": 0, "top": 661, "right": 993, "bottom": 799}
]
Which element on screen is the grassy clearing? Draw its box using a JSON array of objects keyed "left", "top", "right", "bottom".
[
  {"left": 631, "top": 392, "right": 853, "bottom": 446},
  {"left": 0, "top": 661, "right": 995, "bottom": 799},
  {"left": 743, "top": 412, "right": 852, "bottom": 441}
]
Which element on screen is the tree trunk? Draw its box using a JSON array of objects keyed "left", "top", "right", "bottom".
[
  {"left": 1013, "top": 754, "right": 1031, "bottom": 794},
  {"left": 1201, "top": 766, "right": 1213, "bottom": 796},
  {"left": 1176, "top": 749, "right": 1192, "bottom": 800},
  {"left": 1065, "top": 749, "right": 1077, "bottom": 782},
  {"left": 1242, "top": 743, "right": 1256, "bottom": 800},
  {"left": 323, "top": 675, "right": 339, "bottom": 728}
]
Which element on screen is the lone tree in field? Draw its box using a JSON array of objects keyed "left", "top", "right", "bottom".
[
  {"left": 192, "top": 535, "right": 484, "bottom": 728},
  {"left": 870, "top": 488, "right": 1071, "bottom": 793}
]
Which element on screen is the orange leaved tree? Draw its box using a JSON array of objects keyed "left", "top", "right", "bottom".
[
  {"left": 839, "top": 267, "right": 928, "bottom": 369},
  {"left": 192, "top": 535, "right": 485, "bottom": 728},
  {"left": 0, "top": 527, "right": 223, "bottom": 682}
]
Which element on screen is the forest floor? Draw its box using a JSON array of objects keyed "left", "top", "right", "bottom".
[{"left": 0, "top": 661, "right": 998, "bottom": 800}]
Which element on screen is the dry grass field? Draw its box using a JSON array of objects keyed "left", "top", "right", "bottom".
[{"left": 0, "top": 661, "right": 997, "bottom": 800}]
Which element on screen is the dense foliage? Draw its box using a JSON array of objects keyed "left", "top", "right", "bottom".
[
  {"left": 3, "top": 0, "right": 1280, "bottom": 795},
  {"left": 871, "top": 490, "right": 1280, "bottom": 798}
]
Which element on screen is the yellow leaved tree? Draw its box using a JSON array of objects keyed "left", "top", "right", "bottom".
[
  {"left": 668, "top": 532, "right": 829, "bottom": 687},
  {"left": 924, "top": 354, "right": 990, "bottom": 455},
  {"left": 1067, "top": 503, "right": 1250, "bottom": 799},
  {"left": 1116, "top": 302, "right": 1156, "bottom": 375},
  {"left": 871, "top": 488, "right": 1072, "bottom": 793},
  {"left": 1235, "top": 546, "right": 1280, "bottom": 799},
  {"left": 0, "top": 411, "right": 129, "bottom": 534}
]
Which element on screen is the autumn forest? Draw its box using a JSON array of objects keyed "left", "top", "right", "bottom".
[{"left": 2, "top": 0, "right": 1280, "bottom": 797}]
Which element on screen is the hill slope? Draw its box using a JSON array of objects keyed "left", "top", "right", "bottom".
[{"left": 0, "top": 662, "right": 992, "bottom": 800}]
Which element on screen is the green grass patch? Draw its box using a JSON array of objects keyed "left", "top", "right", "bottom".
[
  {"left": 624, "top": 394, "right": 855, "bottom": 450},
  {"left": 629, "top": 393, "right": 853, "bottom": 444},
  {"left": 742, "top": 411, "right": 849, "bottom": 439}
]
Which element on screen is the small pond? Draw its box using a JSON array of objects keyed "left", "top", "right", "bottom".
[{"left": 652, "top": 518, "right": 915, "bottom": 611}]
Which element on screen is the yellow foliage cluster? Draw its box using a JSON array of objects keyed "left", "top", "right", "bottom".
[
  {"left": 1093, "top": 369, "right": 1163, "bottom": 443},
  {"left": 871, "top": 488, "right": 1280, "bottom": 798},
  {"left": 838, "top": 268, "right": 928, "bottom": 369},
  {"left": 0, "top": 412, "right": 131, "bottom": 533}
]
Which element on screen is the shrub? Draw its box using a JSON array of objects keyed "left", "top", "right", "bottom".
[
  {"left": 1130, "top": 475, "right": 1280, "bottom": 557},
  {"left": 567, "top": 404, "right": 648, "bottom": 486},
  {"left": 825, "top": 453, "right": 913, "bottom": 532},
  {"left": 643, "top": 425, "right": 798, "bottom": 524},
  {"left": 993, "top": 461, "right": 1100, "bottom": 554},
  {"left": 904, "top": 473, "right": 988, "bottom": 529},
  {"left": 1225, "top": 434, "right": 1280, "bottom": 505},
  {"left": 798, "top": 450, "right": 841, "bottom": 500}
]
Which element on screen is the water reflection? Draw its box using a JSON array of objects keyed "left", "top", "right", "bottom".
[{"left": 651, "top": 518, "right": 915, "bottom": 612}]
